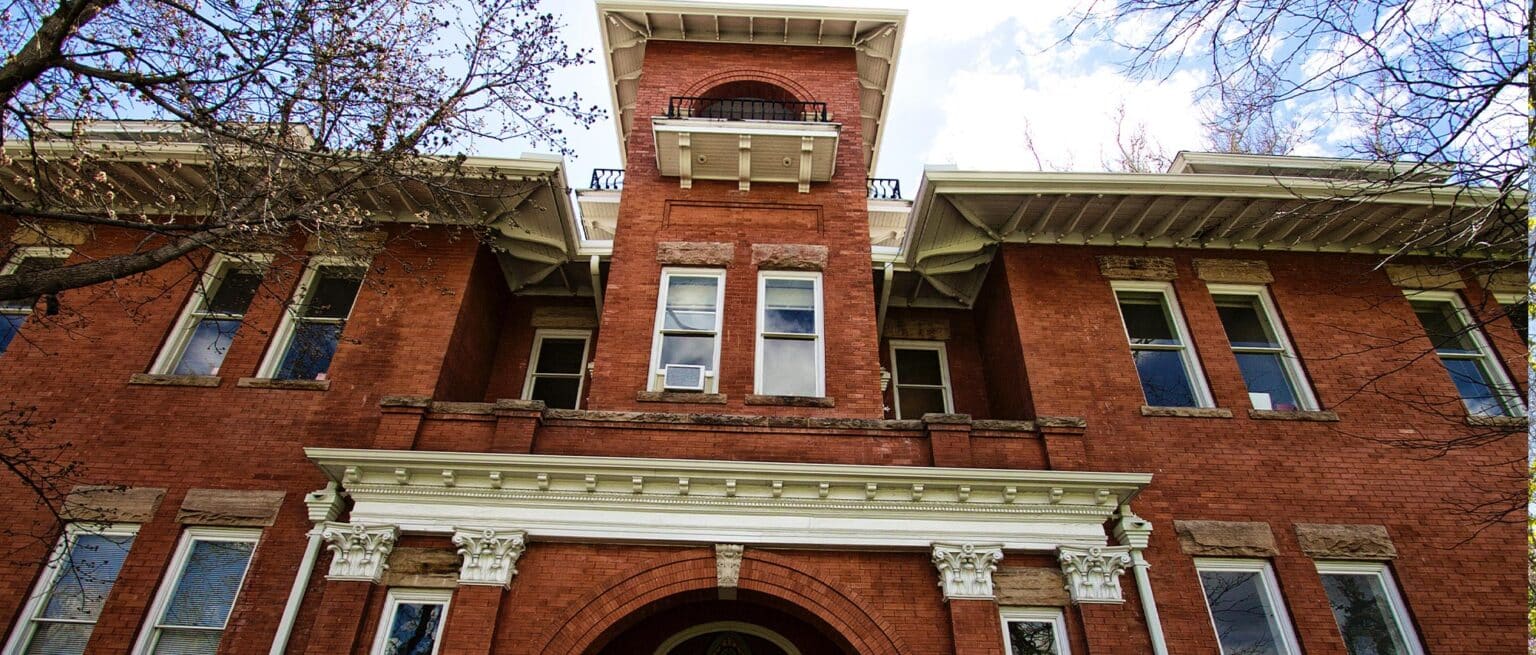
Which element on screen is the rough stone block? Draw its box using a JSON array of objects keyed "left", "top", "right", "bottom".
[
  {"left": 530, "top": 306, "right": 599, "bottom": 329},
  {"left": 657, "top": 241, "right": 734, "bottom": 267},
  {"left": 177, "top": 489, "right": 286, "bottom": 527},
  {"left": 1385, "top": 263, "right": 1464, "bottom": 289},
  {"left": 1141, "top": 406, "right": 1234, "bottom": 419},
  {"left": 994, "top": 567, "right": 1070, "bottom": 606},
  {"left": 751, "top": 244, "right": 828, "bottom": 271},
  {"left": 1175, "top": 520, "right": 1278, "bottom": 557},
  {"left": 1483, "top": 268, "right": 1527, "bottom": 294},
  {"left": 1295, "top": 523, "right": 1397, "bottom": 560},
  {"left": 1098, "top": 255, "right": 1176, "bottom": 280},
  {"left": 11, "top": 222, "right": 89, "bottom": 246},
  {"left": 1193, "top": 258, "right": 1274, "bottom": 284},
  {"left": 382, "top": 547, "right": 461, "bottom": 588},
  {"left": 61, "top": 485, "right": 165, "bottom": 523},
  {"left": 127, "top": 373, "right": 222, "bottom": 388},
  {"left": 883, "top": 315, "right": 951, "bottom": 340},
  {"left": 743, "top": 394, "right": 835, "bottom": 407}
]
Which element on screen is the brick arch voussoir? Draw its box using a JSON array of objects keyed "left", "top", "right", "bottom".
[
  {"left": 536, "top": 548, "right": 908, "bottom": 655},
  {"left": 681, "top": 70, "right": 817, "bottom": 104}
]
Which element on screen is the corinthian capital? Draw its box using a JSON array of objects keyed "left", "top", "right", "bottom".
[
  {"left": 319, "top": 522, "right": 398, "bottom": 583},
  {"left": 931, "top": 543, "right": 1004, "bottom": 600},
  {"left": 452, "top": 527, "right": 528, "bottom": 587},
  {"left": 1058, "top": 545, "right": 1132, "bottom": 604}
]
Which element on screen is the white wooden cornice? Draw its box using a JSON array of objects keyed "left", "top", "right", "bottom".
[{"left": 307, "top": 448, "right": 1151, "bottom": 551}]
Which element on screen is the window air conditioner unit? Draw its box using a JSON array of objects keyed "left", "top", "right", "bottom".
[{"left": 662, "top": 364, "right": 706, "bottom": 391}]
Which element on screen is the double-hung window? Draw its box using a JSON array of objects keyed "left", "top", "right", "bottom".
[
  {"left": 1208, "top": 286, "right": 1317, "bottom": 411},
  {"left": 1493, "top": 292, "right": 1527, "bottom": 345},
  {"left": 1406, "top": 291, "right": 1522, "bottom": 417},
  {"left": 135, "top": 527, "right": 259, "bottom": 654},
  {"left": 648, "top": 269, "right": 725, "bottom": 392},
  {"left": 1112, "top": 282, "right": 1212, "bottom": 408},
  {"left": 1000, "top": 607, "right": 1070, "bottom": 655},
  {"left": 0, "top": 247, "right": 71, "bottom": 354},
  {"left": 4, "top": 524, "right": 138, "bottom": 655},
  {"left": 259, "top": 258, "right": 366, "bottom": 381},
  {"left": 1195, "top": 559, "right": 1300, "bottom": 655},
  {"left": 755, "top": 272, "right": 823, "bottom": 397},
  {"left": 889, "top": 340, "right": 954, "bottom": 418},
  {"left": 369, "top": 588, "right": 451, "bottom": 655},
  {"left": 1314, "top": 561, "right": 1423, "bottom": 655},
  {"left": 151, "top": 254, "right": 268, "bottom": 376},
  {"left": 522, "top": 330, "right": 591, "bottom": 409}
]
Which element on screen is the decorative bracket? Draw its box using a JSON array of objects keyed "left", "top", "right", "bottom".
[
  {"left": 798, "top": 136, "right": 814, "bottom": 193},
  {"left": 452, "top": 527, "right": 528, "bottom": 587},
  {"left": 738, "top": 134, "right": 752, "bottom": 191},
  {"left": 716, "top": 544, "right": 744, "bottom": 588},
  {"left": 678, "top": 132, "right": 693, "bottom": 189},
  {"left": 320, "top": 522, "right": 398, "bottom": 583},
  {"left": 1057, "top": 545, "right": 1132, "bottom": 604},
  {"left": 931, "top": 543, "right": 1004, "bottom": 600}
]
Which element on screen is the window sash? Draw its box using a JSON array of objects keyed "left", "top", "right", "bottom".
[
  {"left": 999, "top": 608, "right": 1070, "bottom": 655},
  {"left": 135, "top": 528, "right": 259, "bottom": 655},
  {"left": 4, "top": 524, "right": 139, "bottom": 655},
  {"left": 755, "top": 272, "right": 824, "bottom": 397},
  {"left": 521, "top": 330, "right": 591, "bottom": 409},
  {"left": 257, "top": 257, "right": 367, "bottom": 380},
  {"left": 1404, "top": 291, "right": 1523, "bottom": 417},
  {"left": 152, "top": 254, "right": 270, "bottom": 375},
  {"left": 1313, "top": 561, "right": 1423, "bottom": 655},
  {"left": 1209, "top": 286, "right": 1317, "bottom": 411},
  {"left": 1194, "top": 558, "right": 1300, "bottom": 655},
  {"left": 648, "top": 269, "right": 726, "bottom": 391},
  {"left": 370, "top": 589, "right": 451, "bottom": 655},
  {"left": 889, "top": 341, "right": 955, "bottom": 419},
  {"left": 1112, "top": 282, "right": 1213, "bottom": 408}
]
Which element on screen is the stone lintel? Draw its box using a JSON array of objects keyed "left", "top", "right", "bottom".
[
  {"left": 751, "top": 243, "right": 828, "bottom": 271},
  {"left": 657, "top": 241, "right": 735, "bottom": 267},
  {"left": 61, "top": 485, "right": 166, "bottom": 523},
  {"left": 1295, "top": 523, "right": 1396, "bottom": 560},
  {"left": 1098, "top": 255, "right": 1176, "bottom": 281},
  {"left": 177, "top": 489, "right": 286, "bottom": 527},
  {"left": 1194, "top": 258, "right": 1274, "bottom": 284},
  {"left": 994, "top": 566, "right": 1070, "bottom": 606},
  {"left": 1175, "top": 520, "right": 1278, "bottom": 557},
  {"left": 1385, "top": 263, "right": 1465, "bottom": 289}
]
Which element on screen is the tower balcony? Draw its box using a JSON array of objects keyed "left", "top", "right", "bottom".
[{"left": 653, "top": 96, "right": 841, "bottom": 193}]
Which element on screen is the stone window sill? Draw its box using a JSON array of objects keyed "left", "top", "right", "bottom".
[
  {"left": 1465, "top": 415, "right": 1528, "bottom": 429},
  {"left": 744, "top": 394, "right": 835, "bottom": 408},
  {"left": 128, "top": 373, "right": 222, "bottom": 388},
  {"left": 1140, "top": 406, "right": 1234, "bottom": 419},
  {"left": 1248, "top": 409, "right": 1340, "bottom": 422},
  {"left": 237, "top": 377, "right": 331, "bottom": 391},
  {"left": 636, "top": 391, "right": 726, "bottom": 405}
]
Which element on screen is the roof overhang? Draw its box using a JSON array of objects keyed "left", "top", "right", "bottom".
[
  {"left": 595, "top": 0, "right": 905, "bottom": 171},
  {"left": 1168, "top": 151, "right": 1456, "bottom": 183},
  {"left": 893, "top": 168, "right": 1526, "bottom": 309},
  {"left": 308, "top": 447, "right": 1152, "bottom": 550}
]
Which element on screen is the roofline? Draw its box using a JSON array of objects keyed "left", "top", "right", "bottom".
[
  {"left": 1167, "top": 150, "right": 1458, "bottom": 179},
  {"left": 595, "top": 0, "right": 907, "bottom": 24}
]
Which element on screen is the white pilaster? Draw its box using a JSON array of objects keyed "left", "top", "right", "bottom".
[
  {"left": 452, "top": 527, "right": 527, "bottom": 587},
  {"left": 931, "top": 542, "right": 1004, "bottom": 600},
  {"left": 319, "top": 522, "right": 398, "bottom": 583}
]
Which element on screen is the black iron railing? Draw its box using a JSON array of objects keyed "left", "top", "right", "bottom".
[
  {"left": 590, "top": 168, "right": 624, "bottom": 190},
  {"left": 666, "top": 96, "right": 830, "bottom": 122},
  {"left": 867, "top": 178, "right": 902, "bottom": 200}
]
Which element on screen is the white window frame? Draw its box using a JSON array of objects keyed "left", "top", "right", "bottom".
[
  {"left": 521, "top": 329, "right": 593, "bottom": 409},
  {"left": 150, "top": 253, "right": 273, "bottom": 375},
  {"left": 368, "top": 588, "right": 452, "bottom": 655},
  {"left": 888, "top": 340, "right": 954, "bottom": 418},
  {"left": 1492, "top": 292, "right": 1527, "bottom": 341},
  {"left": 3, "top": 522, "right": 140, "bottom": 655},
  {"left": 1404, "top": 289, "right": 1524, "bottom": 417},
  {"left": 1313, "top": 560, "right": 1424, "bottom": 655},
  {"left": 133, "top": 526, "right": 261, "bottom": 655},
  {"left": 256, "top": 256, "right": 368, "bottom": 379},
  {"left": 999, "top": 607, "right": 1070, "bottom": 655},
  {"left": 1, "top": 246, "right": 73, "bottom": 313},
  {"left": 1111, "top": 280, "right": 1215, "bottom": 408},
  {"left": 1193, "top": 558, "right": 1300, "bottom": 655},
  {"left": 647, "top": 267, "right": 727, "bottom": 393},
  {"left": 754, "top": 270, "right": 825, "bottom": 397},
  {"left": 1206, "top": 284, "right": 1319, "bottom": 411}
]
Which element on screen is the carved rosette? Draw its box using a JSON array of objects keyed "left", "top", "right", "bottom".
[
  {"left": 320, "top": 522, "right": 398, "bottom": 583},
  {"left": 1057, "top": 545, "right": 1132, "bottom": 604},
  {"left": 715, "top": 544, "right": 744, "bottom": 588},
  {"left": 452, "top": 528, "right": 528, "bottom": 587},
  {"left": 931, "top": 543, "right": 1004, "bottom": 600}
]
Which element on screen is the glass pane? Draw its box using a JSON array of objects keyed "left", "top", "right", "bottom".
[
  {"left": 531, "top": 377, "right": 581, "bottom": 410},
  {"left": 1214, "top": 297, "right": 1279, "bottom": 348},
  {"left": 761, "top": 338, "right": 817, "bottom": 396},
  {"left": 1131, "top": 349, "right": 1198, "bottom": 407},
  {"left": 302, "top": 266, "right": 365, "bottom": 319},
  {"left": 0, "top": 312, "right": 27, "bottom": 353},
  {"left": 173, "top": 318, "right": 241, "bottom": 376},
  {"left": 664, "top": 276, "right": 719, "bottom": 320},
  {"left": 150, "top": 627, "right": 222, "bottom": 655},
  {"left": 1199, "top": 570, "right": 1285, "bottom": 655},
  {"left": 204, "top": 270, "right": 262, "bottom": 315},
  {"left": 161, "top": 540, "right": 253, "bottom": 628},
  {"left": 1117, "top": 292, "right": 1180, "bottom": 345},
  {"left": 1006, "top": 620, "right": 1059, "bottom": 655},
  {"left": 897, "top": 387, "right": 948, "bottom": 419},
  {"left": 660, "top": 334, "right": 715, "bottom": 369},
  {"left": 276, "top": 322, "right": 344, "bottom": 380},
  {"left": 1410, "top": 301, "right": 1478, "bottom": 354},
  {"left": 663, "top": 310, "right": 718, "bottom": 331},
  {"left": 42, "top": 534, "right": 135, "bottom": 621},
  {"left": 23, "top": 622, "right": 93, "bottom": 655},
  {"left": 895, "top": 348, "right": 944, "bottom": 386},
  {"left": 1441, "top": 357, "right": 1510, "bottom": 416},
  {"left": 1235, "top": 352, "right": 1302, "bottom": 411},
  {"left": 535, "top": 338, "right": 587, "bottom": 375},
  {"left": 1, "top": 256, "right": 67, "bottom": 311},
  {"left": 382, "top": 602, "right": 445, "bottom": 655},
  {"left": 763, "top": 279, "right": 816, "bottom": 334},
  {"left": 1321, "top": 573, "right": 1412, "bottom": 655}
]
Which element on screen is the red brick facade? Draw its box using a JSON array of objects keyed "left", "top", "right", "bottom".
[{"left": 0, "top": 7, "right": 1525, "bottom": 655}]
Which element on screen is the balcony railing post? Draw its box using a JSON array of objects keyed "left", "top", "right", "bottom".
[
  {"left": 665, "top": 96, "right": 831, "bottom": 123},
  {"left": 866, "top": 178, "right": 901, "bottom": 200},
  {"left": 589, "top": 169, "right": 624, "bottom": 190}
]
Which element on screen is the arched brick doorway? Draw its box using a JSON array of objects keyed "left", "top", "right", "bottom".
[{"left": 592, "top": 594, "right": 841, "bottom": 655}]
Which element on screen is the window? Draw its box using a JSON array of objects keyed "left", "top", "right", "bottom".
[
  {"left": 1112, "top": 282, "right": 1212, "bottom": 408},
  {"left": 522, "top": 330, "right": 591, "bottom": 409},
  {"left": 151, "top": 254, "right": 269, "bottom": 376},
  {"left": 258, "top": 258, "right": 366, "bottom": 381},
  {"left": 648, "top": 269, "right": 725, "bottom": 392},
  {"left": 755, "top": 272, "right": 823, "bottom": 397},
  {"left": 1406, "top": 291, "right": 1522, "bottom": 417},
  {"left": 0, "top": 247, "right": 71, "bottom": 354},
  {"left": 889, "top": 340, "right": 954, "bottom": 418},
  {"left": 1493, "top": 292, "right": 1527, "bottom": 344},
  {"left": 1195, "top": 559, "right": 1300, "bottom": 655},
  {"left": 4, "top": 524, "right": 138, "bottom": 655},
  {"left": 134, "top": 527, "right": 259, "bottom": 655},
  {"left": 1314, "top": 561, "right": 1423, "bottom": 655},
  {"left": 1000, "top": 608, "right": 1070, "bottom": 655},
  {"left": 1208, "top": 286, "right": 1317, "bottom": 411},
  {"left": 369, "top": 589, "right": 450, "bottom": 655}
]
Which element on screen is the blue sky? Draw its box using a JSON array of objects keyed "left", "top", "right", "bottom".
[{"left": 481, "top": 0, "right": 1339, "bottom": 192}]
